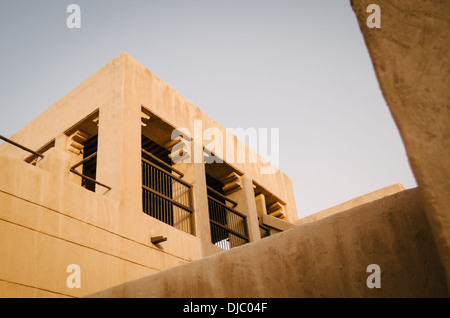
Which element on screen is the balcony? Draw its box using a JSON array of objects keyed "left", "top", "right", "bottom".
[
  {"left": 207, "top": 186, "right": 249, "bottom": 250},
  {"left": 142, "top": 149, "right": 194, "bottom": 234}
]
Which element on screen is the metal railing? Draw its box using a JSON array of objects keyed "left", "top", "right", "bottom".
[
  {"left": 70, "top": 152, "right": 111, "bottom": 191},
  {"left": 208, "top": 194, "right": 249, "bottom": 250},
  {"left": 207, "top": 186, "right": 237, "bottom": 207},
  {"left": 142, "top": 151, "right": 194, "bottom": 234},
  {"left": 0, "top": 135, "right": 44, "bottom": 160}
]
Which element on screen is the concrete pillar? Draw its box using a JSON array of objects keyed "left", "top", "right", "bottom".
[
  {"left": 66, "top": 130, "right": 88, "bottom": 186},
  {"left": 226, "top": 175, "right": 261, "bottom": 242},
  {"left": 119, "top": 103, "right": 143, "bottom": 214},
  {"left": 96, "top": 104, "right": 122, "bottom": 200},
  {"left": 171, "top": 160, "right": 197, "bottom": 235},
  {"left": 171, "top": 139, "right": 215, "bottom": 257},
  {"left": 95, "top": 98, "right": 142, "bottom": 212},
  {"left": 255, "top": 193, "right": 267, "bottom": 223},
  {"left": 44, "top": 133, "right": 71, "bottom": 180},
  {"left": 36, "top": 147, "right": 70, "bottom": 179},
  {"left": 192, "top": 161, "right": 216, "bottom": 256}
]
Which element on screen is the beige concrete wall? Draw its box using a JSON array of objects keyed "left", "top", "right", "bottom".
[
  {"left": 295, "top": 183, "right": 405, "bottom": 226},
  {"left": 351, "top": 0, "right": 450, "bottom": 290},
  {"left": 0, "top": 151, "right": 199, "bottom": 297},
  {"left": 87, "top": 188, "right": 447, "bottom": 298}
]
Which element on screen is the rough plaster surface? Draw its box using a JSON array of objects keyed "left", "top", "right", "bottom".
[
  {"left": 87, "top": 188, "right": 447, "bottom": 298},
  {"left": 351, "top": 0, "right": 450, "bottom": 289},
  {"left": 0, "top": 152, "right": 195, "bottom": 297}
]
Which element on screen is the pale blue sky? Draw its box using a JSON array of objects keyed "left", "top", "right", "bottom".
[{"left": 0, "top": 0, "right": 417, "bottom": 218}]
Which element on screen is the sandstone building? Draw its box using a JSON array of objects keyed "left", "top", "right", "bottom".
[
  {"left": 0, "top": 53, "right": 298, "bottom": 297},
  {"left": 1, "top": 0, "right": 449, "bottom": 297}
]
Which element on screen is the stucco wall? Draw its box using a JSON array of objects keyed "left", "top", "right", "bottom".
[
  {"left": 0, "top": 151, "right": 199, "bottom": 297},
  {"left": 87, "top": 188, "right": 447, "bottom": 298},
  {"left": 351, "top": 0, "right": 450, "bottom": 289}
]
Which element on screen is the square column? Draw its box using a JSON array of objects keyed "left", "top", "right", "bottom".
[{"left": 224, "top": 174, "right": 261, "bottom": 242}]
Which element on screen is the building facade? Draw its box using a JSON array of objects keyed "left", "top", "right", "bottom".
[{"left": 0, "top": 53, "right": 297, "bottom": 297}]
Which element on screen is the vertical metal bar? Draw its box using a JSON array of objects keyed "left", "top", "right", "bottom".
[
  {"left": 145, "top": 163, "right": 148, "bottom": 214},
  {"left": 157, "top": 169, "right": 160, "bottom": 221},
  {"left": 161, "top": 169, "right": 164, "bottom": 195},
  {"left": 189, "top": 185, "right": 194, "bottom": 235},
  {"left": 144, "top": 162, "right": 147, "bottom": 214},
  {"left": 162, "top": 170, "right": 166, "bottom": 196},
  {"left": 158, "top": 195, "right": 162, "bottom": 222},
  {"left": 143, "top": 162, "right": 146, "bottom": 214},
  {"left": 161, "top": 190, "right": 164, "bottom": 223},
  {"left": 166, "top": 173, "right": 169, "bottom": 224},
  {"left": 167, "top": 174, "right": 170, "bottom": 224},
  {"left": 164, "top": 195, "right": 167, "bottom": 225},
  {"left": 148, "top": 164, "right": 151, "bottom": 215},
  {"left": 163, "top": 195, "right": 166, "bottom": 224},
  {"left": 152, "top": 166, "right": 155, "bottom": 218},
  {"left": 157, "top": 168, "right": 160, "bottom": 220},
  {"left": 152, "top": 192, "right": 155, "bottom": 218},
  {"left": 212, "top": 201, "right": 215, "bottom": 244},
  {"left": 147, "top": 165, "right": 155, "bottom": 216},
  {"left": 179, "top": 182, "right": 181, "bottom": 225},
  {"left": 147, "top": 163, "right": 150, "bottom": 215},
  {"left": 142, "top": 162, "right": 144, "bottom": 214},
  {"left": 163, "top": 174, "right": 171, "bottom": 224},
  {"left": 178, "top": 182, "right": 181, "bottom": 206}
]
